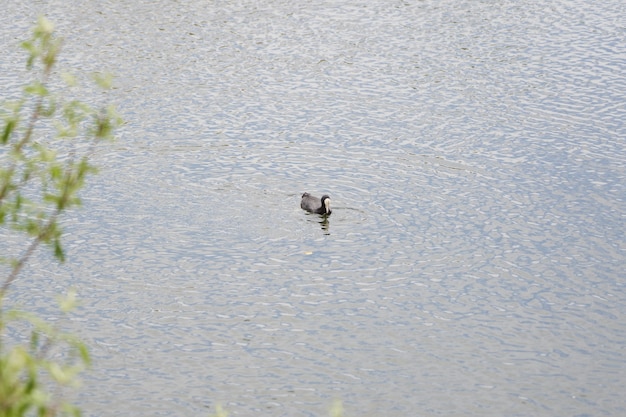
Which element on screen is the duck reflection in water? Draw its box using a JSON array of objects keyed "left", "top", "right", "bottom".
[{"left": 319, "top": 216, "right": 330, "bottom": 234}]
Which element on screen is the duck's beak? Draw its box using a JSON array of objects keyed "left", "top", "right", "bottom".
[{"left": 324, "top": 198, "right": 331, "bottom": 214}]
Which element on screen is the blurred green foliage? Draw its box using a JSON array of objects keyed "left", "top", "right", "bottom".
[{"left": 1, "top": 16, "right": 121, "bottom": 417}]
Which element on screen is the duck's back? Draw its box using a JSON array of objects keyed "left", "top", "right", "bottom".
[{"left": 301, "top": 193, "right": 321, "bottom": 212}]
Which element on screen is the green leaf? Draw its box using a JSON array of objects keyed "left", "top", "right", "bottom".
[
  {"left": 21, "top": 40, "right": 39, "bottom": 69},
  {"left": 78, "top": 343, "right": 91, "bottom": 365},
  {"left": 93, "top": 72, "right": 113, "bottom": 89},
  {"left": 2, "top": 118, "right": 17, "bottom": 144},
  {"left": 21, "top": 40, "right": 36, "bottom": 54},
  {"left": 24, "top": 81, "right": 48, "bottom": 96},
  {"left": 35, "top": 143, "right": 57, "bottom": 161},
  {"left": 61, "top": 71, "right": 77, "bottom": 87},
  {"left": 54, "top": 238, "right": 65, "bottom": 262},
  {"left": 49, "top": 164, "right": 63, "bottom": 180},
  {"left": 43, "top": 39, "right": 62, "bottom": 70},
  {"left": 36, "top": 15, "right": 55, "bottom": 35},
  {"left": 59, "top": 288, "right": 78, "bottom": 313}
]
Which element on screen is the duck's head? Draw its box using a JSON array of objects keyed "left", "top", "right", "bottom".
[{"left": 320, "top": 195, "right": 332, "bottom": 215}]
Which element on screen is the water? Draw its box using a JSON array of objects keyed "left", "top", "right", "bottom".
[{"left": 1, "top": 0, "right": 625, "bottom": 416}]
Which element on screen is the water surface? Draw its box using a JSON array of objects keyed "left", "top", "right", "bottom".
[{"left": 2, "top": 1, "right": 625, "bottom": 416}]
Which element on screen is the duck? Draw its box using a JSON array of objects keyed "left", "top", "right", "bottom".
[{"left": 300, "top": 193, "right": 332, "bottom": 215}]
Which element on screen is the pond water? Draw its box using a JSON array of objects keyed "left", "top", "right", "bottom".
[{"left": 2, "top": 0, "right": 625, "bottom": 416}]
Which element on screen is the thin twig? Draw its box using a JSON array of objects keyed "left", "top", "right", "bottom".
[{"left": 0, "top": 209, "right": 60, "bottom": 300}]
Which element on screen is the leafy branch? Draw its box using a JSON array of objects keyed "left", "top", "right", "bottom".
[{"left": 1, "top": 16, "right": 121, "bottom": 417}]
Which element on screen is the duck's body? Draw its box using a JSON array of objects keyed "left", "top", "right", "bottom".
[{"left": 301, "top": 193, "right": 332, "bottom": 215}]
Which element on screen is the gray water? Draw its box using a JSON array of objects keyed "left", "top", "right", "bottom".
[{"left": 1, "top": 1, "right": 625, "bottom": 416}]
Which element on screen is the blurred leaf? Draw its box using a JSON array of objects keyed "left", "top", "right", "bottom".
[
  {"left": 48, "top": 362, "right": 68, "bottom": 384},
  {"left": 330, "top": 399, "right": 343, "bottom": 417},
  {"left": 78, "top": 343, "right": 91, "bottom": 366},
  {"left": 59, "top": 288, "right": 78, "bottom": 313},
  {"left": 93, "top": 72, "right": 114, "bottom": 89},
  {"left": 2, "top": 118, "right": 17, "bottom": 144},
  {"left": 61, "top": 71, "right": 77, "bottom": 87},
  {"left": 36, "top": 15, "right": 55, "bottom": 35},
  {"left": 24, "top": 81, "right": 48, "bottom": 96},
  {"left": 211, "top": 404, "right": 229, "bottom": 417},
  {"left": 54, "top": 237, "right": 65, "bottom": 262}
]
